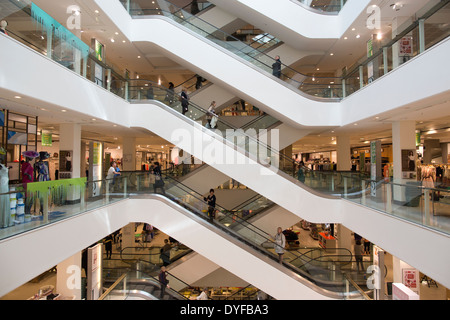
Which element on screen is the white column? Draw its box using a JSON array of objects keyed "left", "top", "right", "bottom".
[
  {"left": 337, "top": 224, "right": 353, "bottom": 253},
  {"left": 122, "top": 137, "right": 136, "bottom": 171},
  {"left": 60, "top": 123, "right": 82, "bottom": 178},
  {"left": 121, "top": 223, "right": 135, "bottom": 249},
  {"left": 60, "top": 124, "right": 82, "bottom": 203},
  {"left": 392, "top": 121, "right": 416, "bottom": 202},
  {"left": 337, "top": 135, "right": 351, "bottom": 171},
  {"left": 56, "top": 251, "right": 82, "bottom": 300}
]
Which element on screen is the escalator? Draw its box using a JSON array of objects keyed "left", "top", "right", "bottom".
[
  {"left": 117, "top": 171, "right": 371, "bottom": 299},
  {"left": 94, "top": 0, "right": 342, "bottom": 128},
  {"left": 117, "top": 0, "right": 343, "bottom": 100}
]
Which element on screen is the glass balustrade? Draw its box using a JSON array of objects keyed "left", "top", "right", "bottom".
[
  {"left": 296, "top": 0, "right": 347, "bottom": 14},
  {"left": 118, "top": 0, "right": 342, "bottom": 99}
]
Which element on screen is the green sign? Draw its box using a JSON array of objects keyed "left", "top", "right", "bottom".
[
  {"left": 41, "top": 133, "right": 52, "bottom": 146},
  {"left": 415, "top": 132, "right": 421, "bottom": 147},
  {"left": 367, "top": 38, "right": 373, "bottom": 58}
]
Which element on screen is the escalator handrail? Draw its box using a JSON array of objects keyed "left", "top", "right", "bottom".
[{"left": 124, "top": 1, "right": 342, "bottom": 89}]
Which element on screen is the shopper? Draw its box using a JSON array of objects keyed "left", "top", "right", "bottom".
[
  {"left": 363, "top": 238, "right": 371, "bottom": 255},
  {"left": 104, "top": 235, "right": 113, "bottom": 259},
  {"left": 204, "top": 189, "right": 216, "bottom": 221},
  {"left": 160, "top": 238, "right": 172, "bottom": 266},
  {"left": 297, "top": 161, "right": 306, "bottom": 183},
  {"left": 354, "top": 240, "right": 364, "bottom": 272},
  {"left": 206, "top": 101, "right": 216, "bottom": 128},
  {"left": 107, "top": 161, "right": 120, "bottom": 190},
  {"left": 196, "top": 287, "right": 209, "bottom": 300},
  {"left": 195, "top": 74, "right": 204, "bottom": 89},
  {"left": 273, "top": 227, "right": 286, "bottom": 264},
  {"left": 153, "top": 162, "right": 165, "bottom": 194},
  {"left": 158, "top": 266, "right": 169, "bottom": 299},
  {"left": 0, "top": 20, "right": 8, "bottom": 36},
  {"left": 180, "top": 88, "right": 190, "bottom": 115},
  {"left": 272, "top": 56, "right": 282, "bottom": 78},
  {"left": 191, "top": 0, "right": 200, "bottom": 15}
]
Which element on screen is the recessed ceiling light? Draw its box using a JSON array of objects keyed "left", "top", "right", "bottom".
[
  {"left": 110, "top": 39, "right": 115, "bottom": 43},
  {"left": 138, "top": 55, "right": 141, "bottom": 58},
  {"left": 92, "top": 118, "right": 96, "bottom": 121},
  {"left": 115, "top": 32, "right": 119, "bottom": 35},
  {"left": 344, "top": 37, "right": 348, "bottom": 40},
  {"left": 352, "top": 28, "right": 356, "bottom": 31},
  {"left": 122, "top": 40, "right": 126, "bottom": 43},
  {"left": 330, "top": 53, "right": 334, "bottom": 56},
  {"left": 61, "top": 110, "right": 67, "bottom": 112},
  {"left": 14, "top": 96, "right": 21, "bottom": 99},
  {"left": 356, "top": 34, "right": 361, "bottom": 38},
  {"left": 95, "top": 10, "right": 99, "bottom": 14}
]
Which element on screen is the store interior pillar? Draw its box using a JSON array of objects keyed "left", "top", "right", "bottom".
[
  {"left": 56, "top": 251, "right": 82, "bottom": 300},
  {"left": 336, "top": 135, "right": 351, "bottom": 171}
]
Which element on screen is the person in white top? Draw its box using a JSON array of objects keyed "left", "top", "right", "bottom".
[
  {"left": 196, "top": 288, "right": 209, "bottom": 300},
  {"left": 107, "top": 161, "right": 120, "bottom": 182}
]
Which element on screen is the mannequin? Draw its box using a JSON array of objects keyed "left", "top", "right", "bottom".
[
  {"left": 22, "top": 151, "right": 39, "bottom": 215},
  {"left": 0, "top": 20, "right": 8, "bottom": 36},
  {"left": 36, "top": 151, "right": 50, "bottom": 182},
  {"left": 0, "top": 148, "right": 11, "bottom": 228}
]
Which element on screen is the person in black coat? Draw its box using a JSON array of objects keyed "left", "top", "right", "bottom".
[
  {"left": 272, "top": 56, "right": 282, "bottom": 78},
  {"left": 204, "top": 189, "right": 216, "bottom": 221},
  {"left": 180, "top": 88, "right": 189, "bottom": 115}
]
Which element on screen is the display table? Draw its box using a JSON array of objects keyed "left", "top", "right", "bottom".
[{"left": 318, "top": 232, "right": 336, "bottom": 249}]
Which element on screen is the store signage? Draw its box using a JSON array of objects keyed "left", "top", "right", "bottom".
[
  {"left": 367, "top": 38, "right": 373, "bottom": 58},
  {"left": 87, "top": 244, "right": 103, "bottom": 300},
  {"left": 371, "top": 245, "right": 385, "bottom": 300},
  {"left": 90, "top": 142, "right": 103, "bottom": 197},
  {"left": 41, "top": 132, "right": 52, "bottom": 147},
  {"left": 415, "top": 132, "right": 421, "bottom": 147},
  {"left": 94, "top": 39, "right": 104, "bottom": 62},
  {"left": 402, "top": 268, "right": 419, "bottom": 294},
  {"left": 399, "top": 36, "right": 413, "bottom": 56}
]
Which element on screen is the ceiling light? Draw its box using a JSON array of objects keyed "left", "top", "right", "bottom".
[
  {"left": 138, "top": 55, "right": 141, "bottom": 58},
  {"left": 377, "top": 32, "right": 382, "bottom": 40},
  {"left": 352, "top": 28, "right": 356, "bottom": 31},
  {"left": 115, "top": 32, "right": 119, "bottom": 35},
  {"left": 92, "top": 118, "right": 96, "bottom": 121},
  {"left": 344, "top": 37, "right": 348, "bottom": 40},
  {"left": 356, "top": 34, "right": 361, "bottom": 39},
  {"left": 122, "top": 40, "right": 126, "bottom": 43},
  {"left": 94, "top": 10, "right": 99, "bottom": 14},
  {"left": 110, "top": 38, "right": 115, "bottom": 43},
  {"left": 61, "top": 110, "right": 67, "bottom": 112},
  {"left": 330, "top": 53, "right": 334, "bottom": 56},
  {"left": 14, "top": 96, "right": 21, "bottom": 99}
]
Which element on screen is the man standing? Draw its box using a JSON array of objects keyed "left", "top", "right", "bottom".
[
  {"left": 272, "top": 56, "right": 282, "bottom": 78},
  {"left": 181, "top": 88, "right": 189, "bottom": 115},
  {"left": 158, "top": 266, "right": 169, "bottom": 299}
]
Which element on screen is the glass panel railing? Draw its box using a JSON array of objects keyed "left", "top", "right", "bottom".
[
  {"left": 0, "top": 175, "right": 129, "bottom": 242},
  {"left": 118, "top": 0, "right": 342, "bottom": 100},
  {"left": 346, "top": 178, "right": 450, "bottom": 236},
  {"left": 343, "top": 1, "right": 450, "bottom": 97},
  {"left": 126, "top": 172, "right": 369, "bottom": 299},
  {"left": 296, "top": 0, "right": 347, "bottom": 14},
  {"left": 99, "top": 273, "right": 130, "bottom": 300}
]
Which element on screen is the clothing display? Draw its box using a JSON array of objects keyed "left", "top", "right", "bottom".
[
  {"left": 0, "top": 164, "right": 11, "bottom": 228},
  {"left": 418, "top": 165, "right": 436, "bottom": 189}
]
